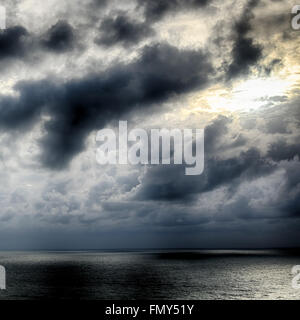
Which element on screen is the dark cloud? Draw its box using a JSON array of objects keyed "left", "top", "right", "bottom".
[
  {"left": 262, "top": 58, "right": 281, "bottom": 76},
  {"left": 0, "top": 44, "right": 213, "bottom": 169},
  {"left": 265, "top": 117, "right": 291, "bottom": 134},
  {"left": 0, "top": 79, "right": 53, "bottom": 130},
  {"left": 0, "top": 26, "right": 28, "bottom": 59},
  {"left": 131, "top": 140, "right": 300, "bottom": 225},
  {"left": 0, "top": 20, "right": 76, "bottom": 63},
  {"left": 138, "top": 0, "right": 210, "bottom": 22},
  {"left": 0, "top": 0, "right": 299, "bottom": 250},
  {"left": 227, "top": 0, "right": 262, "bottom": 79},
  {"left": 262, "top": 161, "right": 300, "bottom": 218},
  {"left": 95, "top": 15, "right": 154, "bottom": 47},
  {"left": 267, "top": 140, "right": 300, "bottom": 162},
  {"left": 41, "top": 20, "right": 75, "bottom": 52},
  {"left": 134, "top": 145, "right": 275, "bottom": 202},
  {"left": 204, "top": 115, "right": 232, "bottom": 153},
  {"left": 92, "top": 0, "right": 108, "bottom": 7}
]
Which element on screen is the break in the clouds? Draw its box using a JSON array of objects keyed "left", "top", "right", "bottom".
[{"left": 0, "top": 0, "right": 299, "bottom": 249}]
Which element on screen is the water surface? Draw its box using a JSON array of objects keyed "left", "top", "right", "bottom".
[{"left": 0, "top": 250, "right": 299, "bottom": 300}]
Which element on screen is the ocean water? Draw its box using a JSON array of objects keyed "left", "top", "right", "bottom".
[{"left": 0, "top": 250, "right": 299, "bottom": 300}]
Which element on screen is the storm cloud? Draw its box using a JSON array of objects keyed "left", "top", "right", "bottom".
[
  {"left": 0, "top": 0, "right": 299, "bottom": 249},
  {"left": 41, "top": 20, "right": 75, "bottom": 52},
  {"left": 138, "top": 0, "right": 210, "bottom": 22},
  {"left": 0, "top": 44, "right": 213, "bottom": 169},
  {"left": 95, "top": 15, "right": 154, "bottom": 47},
  {"left": 0, "top": 26, "right": 28, "bottom": 59},
  {"left": 227, "top": 0, "right": 262, "bottom": 79}
]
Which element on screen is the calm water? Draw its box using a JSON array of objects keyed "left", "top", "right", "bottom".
[{"left": 0, "top": 250, "right": 299, "bottom": 300}]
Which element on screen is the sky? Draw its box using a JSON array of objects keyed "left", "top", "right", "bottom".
[{"left": 0, "top": 0, "right": 299, "bottom": 249}]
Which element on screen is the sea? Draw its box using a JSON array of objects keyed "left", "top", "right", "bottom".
[{"left": 0, "top": 249, "right": 299, "bottom": 300}]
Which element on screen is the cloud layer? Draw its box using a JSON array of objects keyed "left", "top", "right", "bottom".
[{"left": 0, "top": 0, "right": 299, "bottom": 249}]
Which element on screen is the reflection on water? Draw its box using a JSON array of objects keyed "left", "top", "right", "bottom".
[{"left": 0, "top": 250, "right": 299, "bottom": 300}]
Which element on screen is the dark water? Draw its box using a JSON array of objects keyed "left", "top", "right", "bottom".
[{"left": 0, "top": 250, "right": 299, "bottom": 300}]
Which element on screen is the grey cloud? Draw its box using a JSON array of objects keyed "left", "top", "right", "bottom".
[
  {"left": 0, "top": 26, "right": 28, "bottom": 60},
  {"left": 267, "top": 139, "right": 300, "bottom": 161},
  {"left": 205, "top": 115, "right": 233, "bottom": 153},
  {"left": 138, "top": 0, "right": 210, "bottom": 22},
  {"left": 0, "top": 20, "right": 77, "bottom": 64},
  {"left": 265, "top": 117, "right": 291, "bottom": 134},
  {"left": 41, "top": 20, "right": 75, "bottom": 53},
  {"left": 134, "top": 147, "right": 275, "bottom": 202},
  {"left": 92, "top": 0, "right": 108, "bottom": 7},
  {"left": 95, "top": 15, "right": 154, "bottom": 47},
  {"left": 0, "top": 211, "right": 14, "bottom": 222},
  {"left": 0, "top": 0, "right": 299, "bottom": 250},
  {"left": 279, "top": 162, "right": 300, "bottom": 217},
  {"left": 0, "top": 43, "right": 213, "bottom": 169},
  {"left": 227, "top": 0, "right": 262, "bottom": 79}
]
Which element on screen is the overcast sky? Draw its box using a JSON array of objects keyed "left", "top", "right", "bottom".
[{"left": 0, "top": 0, "right": 299, "bottom": 249}]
